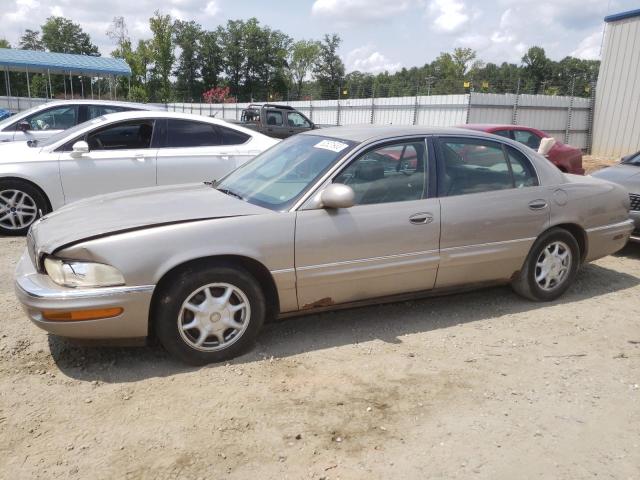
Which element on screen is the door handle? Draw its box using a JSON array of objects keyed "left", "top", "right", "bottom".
[
  {"left": 528, "top": 200, "right": 548, "bottom": 210},
  {"left": 409, "top": 212, "right": 434, "bottom": 225},
  {"left": 133, "top": 153, "right": 146, "bottom": 162}
]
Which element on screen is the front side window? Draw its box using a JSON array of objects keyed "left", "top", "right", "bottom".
[
  {"left": 334, "top": 140, "right": 428, "bottom": 205},
  {"left": 288, "top": 112, "right": 311, "bottom": 128},
  {"left": 265, "top": 110, "right": 283, "bottom": 126},
  {"left": 25, "top": 106, "right": 77, "bottom": 131},
  {"left": 87, "top": 119, "right": 154, "bottom": 150},
  {"left": 167, "top": 119, "right": 220, "bottom": 147},
  {"left": 513, "top": 130, "right": 542, "bottom": 150},
  {"left": 439, "top": 138, "right": 532, "bottom": 196},
  {"left": 216, "top": 135, "right": 356, "bottom": 211}
]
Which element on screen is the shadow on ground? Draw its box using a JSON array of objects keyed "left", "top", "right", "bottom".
[{"left": 49, "top": 262, "right": 639, "bottom": 383}]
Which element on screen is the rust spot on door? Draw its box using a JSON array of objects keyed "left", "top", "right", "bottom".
[{"left": 302, "top": 297, "right": 335, "bottom": 310}]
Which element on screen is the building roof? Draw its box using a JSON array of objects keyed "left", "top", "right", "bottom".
[
  {"left": 0, "top": 48, "right": 131, "bottom": 76},
  {"left": 605, "top": 8, "right": 640, "bottom": 23}
]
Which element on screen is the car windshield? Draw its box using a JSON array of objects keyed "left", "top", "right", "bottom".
[
  {"left": 622, "top": 152, "right": 640, "bottom": 166},
  {"left": 34, "top": 116, "right": 108, "bottom": 148},
  {"left": 216, "top": 134, "right": 357, "bottom": 211}
]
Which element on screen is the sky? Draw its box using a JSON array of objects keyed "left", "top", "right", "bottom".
[{"left": 0, "top": 0, "right": 638, "bottom": 74}]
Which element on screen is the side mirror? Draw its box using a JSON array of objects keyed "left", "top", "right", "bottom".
[
  {"left": 538, "top": 137, "right": 556, "bottom": 156},
  {"left": 17, "top": 120, "right": 30, "bottom": 132},
  {"left": 320, "top": 184, "right": 355, "bottom": 209},
  {"left": 70, "top": 140, "right": 89, "bottom": 157}
]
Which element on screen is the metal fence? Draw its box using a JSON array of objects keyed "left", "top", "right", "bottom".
[
  {"left": 169, "top": 92, "right": 594, "bottom": 151},
  {"left": 0, "top": 91, "right": 594, "bottom": 151}
]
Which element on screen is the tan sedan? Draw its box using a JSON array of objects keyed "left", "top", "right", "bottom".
[{"left": 15, "top": 126, "right": 634, "bottom": 364}]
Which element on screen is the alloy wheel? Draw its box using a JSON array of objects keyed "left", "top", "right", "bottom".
[
  {"left": 0, "top": 189, "right": 38, "bottom": 231},
  {"left": 535, "top": 240, "right": 572, "bottom": 291}
]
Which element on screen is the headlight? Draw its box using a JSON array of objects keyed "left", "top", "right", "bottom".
[{"left": 44, "top": 257, "right": 125, "bottom": 288}]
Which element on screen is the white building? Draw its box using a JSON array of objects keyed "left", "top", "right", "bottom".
[{"left": 592, "top": 9, "right": 640, "bottom": 157}]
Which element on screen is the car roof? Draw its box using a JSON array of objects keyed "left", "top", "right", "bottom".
[
  {"left": 462, "top": 124, "right": 542, "bottom": 132},
  {"left": 301, "top": 124, "right": 510, "bottom": 143},
  {"left": 34, "top": 99, "right": 163, "bottom": 109},
  {"left": 95, "top": 110, "right": 247, "bottom": 124}
]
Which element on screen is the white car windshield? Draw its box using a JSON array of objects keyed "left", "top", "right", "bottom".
[
  {"left": 216, "top": 134, "right": 356, "bottom": 211},
  {"left": 34, "top": 116, "right": 108, "bottom": 148}
]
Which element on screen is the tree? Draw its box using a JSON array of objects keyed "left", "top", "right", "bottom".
[
  {"left": 221, "top": 20, "right": 246, "bottom": 97},
  {"left": 173, "top": 20, "right": 203, "bottom": 101},
  {"left": 0, "top": 39, "right": 10, "bottom": 49},
  {"left": 451, "top": 47, "right": 476, "bottom": 77},
  {"left": 149, "top": 11, "right": 175, "bottom": 102},
  {"left": 313, "top": 34, "right": 345, "bottom": 96},
  {"left": 41, "top": 17, "right": 99, "bottom": 55},
  {"left": 19, "top": 30, "right": 44, "bottom": 51},
  {"left": 200, "top": 28, "right": 225, "bottom": 90},
  {"left": 289, "top": 40, "right": 321, "bottom": 98},
  {"left": 522, "top": 46, "right": 551, "bottom": 94}
]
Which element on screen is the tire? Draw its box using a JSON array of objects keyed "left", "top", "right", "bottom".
[
  {"left": 0, "top": 179, "right": 48, "bottom": 236},
  {"left": 511, "top": 228, "right": 580, "bottom": 302},
  {"left": 153, "top": 265, "right": 266, "bottom": 365}
]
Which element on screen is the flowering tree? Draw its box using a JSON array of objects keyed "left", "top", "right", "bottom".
[{"left": 203, "top": 86, "right": 231, "bottom": 103}]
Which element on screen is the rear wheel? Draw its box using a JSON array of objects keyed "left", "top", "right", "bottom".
[
  {"left": 154, "top": 265, "right": 266, "bottom": 365},
  {"left": 512, "top": 228, "right": 580, "bottom": 301},
  {"left": 0, "top": 179, "right": 48, "bottom": 236}
]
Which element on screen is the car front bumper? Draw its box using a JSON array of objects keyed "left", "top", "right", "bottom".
[{"left": 14, "top": 251, "right": 154, "bottom": 339}]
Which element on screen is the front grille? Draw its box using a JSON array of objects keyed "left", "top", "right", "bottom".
[{"left": 630, "top": 193, "right": 640, "bottom": 212}]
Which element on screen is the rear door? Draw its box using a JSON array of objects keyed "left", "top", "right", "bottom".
[
  {"left": 264, "top": 109, "right": 288, "bottom": 138},
  {"left": 435, "top": 136, "right": 549, "bottom": 288},
  {"left": 156, "top": 119, "right": 239, "bottom": 185},
  {"left": 58, "top": 118, "right": 158, "bottom": 204}
]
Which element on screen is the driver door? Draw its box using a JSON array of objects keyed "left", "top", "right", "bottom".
[
  {"left": 58, "top": 119, "right": 158, "bottom": 204},
  {"left": 294, "top": 138, "right": 441, "bottom": 308}
]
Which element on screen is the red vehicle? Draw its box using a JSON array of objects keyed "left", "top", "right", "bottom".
[{"left": 460, "top": 124, "right": 585, "bottom": 175}]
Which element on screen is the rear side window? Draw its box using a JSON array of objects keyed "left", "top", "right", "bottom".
[
  {"left": 217, "top": 125, "right": 250, "bottom": 145},
  {"left": 24, "top": 105, "right": 78, "bottom": 130},
  {"left": 167, "top": 119, "right": 221, "bottom": 147},
  {"left": 438, "top": 138, "right": 538, "bottom": 196},
  {"left": 492, "top": 130, "right": 512, "bottom": 139},
  {"left": 505, "top": 146, "right": 539, "bottom": 187},
  {"left": 513, "top": 130, "right": 542, "bottom": 150},
  {"left": 87, "top": 105, "right": 128, "bottom": 120}
]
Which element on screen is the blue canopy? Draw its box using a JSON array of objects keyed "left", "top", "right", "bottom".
[{"left": 0, "top": 48, "right": 131, "bottom": 77}]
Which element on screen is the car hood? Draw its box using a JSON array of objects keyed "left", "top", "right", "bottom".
[
  {"left": 591, "top": 164, "right": 640, "bottom": 193},
  {"left": 30, "top": 183, "right": 270, "bottom": 254}
]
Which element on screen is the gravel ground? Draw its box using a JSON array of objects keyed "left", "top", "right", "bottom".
[{"left": 0, "top": 237, "right": 639, "bottom": 479}]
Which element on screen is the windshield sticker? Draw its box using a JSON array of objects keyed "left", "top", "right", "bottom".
[{"left": 313, "top": 140, "right": 349, "bottom": 153}]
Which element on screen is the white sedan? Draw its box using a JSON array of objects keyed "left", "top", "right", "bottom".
[{"left": 0, "top": 111, "right": 279, "bottom": 235}]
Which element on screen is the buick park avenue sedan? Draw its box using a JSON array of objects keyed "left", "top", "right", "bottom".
[
  {"left": 15, "top": 127, "right": 633, "bottom": 364},
  {"left": 0, "top": 111, "right": 277, "bottom": 235}
]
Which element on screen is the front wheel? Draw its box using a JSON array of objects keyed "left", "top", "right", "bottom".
[
  {"left": 153, "top": 265, "right": 266, "bottom": 365},
  {"left": 0, "top": 179, "right": 48, "bottom": 236},
  {"left": 512, "top": 228, "right": 580, "bottom": 301}
]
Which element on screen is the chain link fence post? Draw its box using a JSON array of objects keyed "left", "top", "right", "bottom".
[
  {"left": 511, "top": 78, "right": 521, "bottom": 125},
  {"left": 412, "top": 84, "right": 419, "bottom": 125},
  {"left": 370, "top": 86, "right": 375, "bottom": 124},
  {"left": 564, "top": 76, "right": 576, "bottom": 145},
  {"left": 586, "top": 79, "right": 596, "bottom": 154}
]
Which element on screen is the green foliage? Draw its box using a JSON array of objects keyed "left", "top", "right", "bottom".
[
  {"left": 313, "top": 34, "right": 345, "bottom": 96},
  {"left": 19, "top": 30, "right": 44, "bottom": 51},
  {"left": 149, "top": 11, "right": 175, "bottom": 102},
  {"left": 289, "top": 40, "right": 321, "bottom": 97},
  {"left": 0, "top": 39, "right": 10, "bottom": 49},
  {"left": 41, "top": 17, "right": 99, "bottom": 55},
  {"left": 173, "top": 20, "right": 203, "bottom": 101}
]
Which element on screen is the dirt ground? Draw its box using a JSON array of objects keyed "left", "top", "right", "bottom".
[
  {"left": 0, "top": 237, "right": 639, "bottom": 480},
  {"left": 583, "top": 154, "right": 619, "bottom": 174}
]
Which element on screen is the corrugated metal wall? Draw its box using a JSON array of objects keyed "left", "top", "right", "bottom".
[
  {"left": 170, "top": 92, "right": 591, "bottom": 149},
  {"left": 592, "top": 15, "right": 640, "bottom": 157}
]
